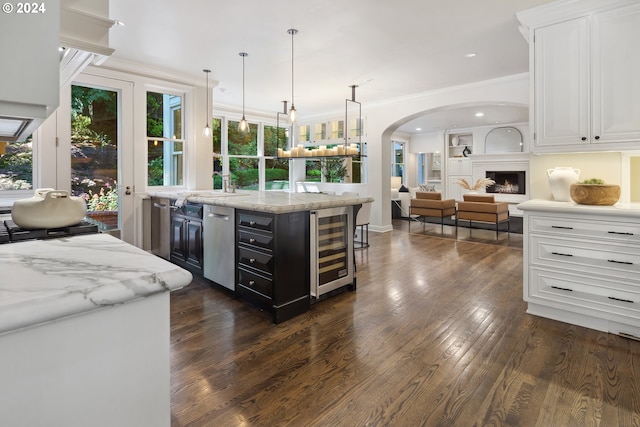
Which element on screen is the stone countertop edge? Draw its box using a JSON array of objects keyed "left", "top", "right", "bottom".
[
  {"left": 149, "top": 190, "right": 374, "bottom": 213},
  {"left": 0, "top": 233, "right": 193, "bottom": 336},
  {"left": 517, "top": 199, "right": 640, "bottom": 218}
]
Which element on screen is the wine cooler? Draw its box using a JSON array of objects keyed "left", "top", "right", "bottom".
[{"left": 310, "top": 206, "right": 354, "bottom": 298}]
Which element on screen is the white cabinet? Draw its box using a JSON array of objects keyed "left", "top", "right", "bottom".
[
  {"left": 520, "top": 200, "right": 640, "bottom": 337},
  {"left": 447, "top": 158, "right": 472, "bottom": 201},
  {"left": 521, "top": 2, "right": 640, "bottom": 152}
]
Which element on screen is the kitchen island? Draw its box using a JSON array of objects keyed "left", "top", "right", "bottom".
[
  {"left": 0, "top": 233, "right": 193, "bottom": 427},
  {"left": 148, "top": 190, "right": 373, "bottom": 323}
]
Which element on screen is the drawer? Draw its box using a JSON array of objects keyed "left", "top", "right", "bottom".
[
  {"left": 527, "top": 267, "right": 640, "bottom": 321},
  {"left": 528, "top": 215, "right": 640, "bottom": 245},
  {"left": 238, "top": 212, "right": 273, "bottom": 233},
  {"left": 238, "top": 246, "right": 274, "bottom": 275},
  {"left": 238, "top": 267, "right": 272, "bottom": 298},
  {"left": 530, "top": 236, "right": 640, "bottom": 281},
  {"left": 238, "top": 230, "right": 273, "bottom": 251}
]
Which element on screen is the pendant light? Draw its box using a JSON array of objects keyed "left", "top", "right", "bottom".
[
  {"left": 238, "top": 52, "right": 249, "bottom": 133},
  {"left": 202, "top": 69, "right": 212, "bottom": 137},
  {"left": 287, "top": 28, "right": 298, "bottom": 122}
]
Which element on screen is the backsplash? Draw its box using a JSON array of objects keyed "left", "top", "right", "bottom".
[{"left": 529, "top": 152, "right": 623, "bottom": 200}]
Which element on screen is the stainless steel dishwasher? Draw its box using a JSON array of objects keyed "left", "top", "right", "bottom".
[
  {"left": 203, "top": 205, "right": 235, "bottom": 290},
  {"left": 150, "top": 197, "right": 170, "bottom": 260}
]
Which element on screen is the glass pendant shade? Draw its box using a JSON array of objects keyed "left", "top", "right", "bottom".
[
  {"left": 288, "top": 105, "right": 297, "bottom": 123},
  {"left": 238, "top": 116, "right": 249, "bottom": 133}
]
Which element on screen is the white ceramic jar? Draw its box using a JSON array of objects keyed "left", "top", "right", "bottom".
[
  {"left": 547, "top": 167, "right": 580, "bottom": 202},
  {"left": 12, "top": 188, "right": 87, "bottom": 229}
]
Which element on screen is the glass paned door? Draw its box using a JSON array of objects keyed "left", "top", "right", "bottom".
[
  {"left": 71, "top": 85, "right": 119, "bottom": 229},
  {"left": 68, "top": 75, "right": 134, "bottom": 242}
]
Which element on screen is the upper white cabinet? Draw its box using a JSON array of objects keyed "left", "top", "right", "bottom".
[{"left": 519, "top": 1, "right": 640, "bottom": 152}]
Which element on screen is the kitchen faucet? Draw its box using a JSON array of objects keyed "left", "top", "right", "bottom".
[{"left": 212, "top": 172, "right": 232, "bottom": 192}]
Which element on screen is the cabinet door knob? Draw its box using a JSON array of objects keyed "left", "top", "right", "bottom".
[
  {"left": 249, "top": 238, "right": 256, "bottom": 243},
  {"left": 249, "top": 258, "right": 256, "bottom": 263},
  {"left": 581, "top": 137, "right": 587, "bottom": 141},
  {"left": 248, "top": 280, "right": 255, "bottom": 286},
  {"left": 594, "top": 135, "right": 600, "bottom": 140},
  {"left": 249, "top": 221, "right": 256, "bottom": 226}
]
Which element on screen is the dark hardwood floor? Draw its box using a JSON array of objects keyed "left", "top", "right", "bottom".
[{"left": 170, "top": 219, "right": 640, "bottom": 426}]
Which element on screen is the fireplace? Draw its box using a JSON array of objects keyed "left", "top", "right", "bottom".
[
  {"left": 470, "top": 153, "right": 530, "bottom": 209},
  {"left": 486, "top": 170, "right": 526, "bottom": 195}
]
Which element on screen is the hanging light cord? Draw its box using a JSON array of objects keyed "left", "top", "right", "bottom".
[
  {"left": 242, "top": 54, "right": 246, "bottom": 115},
  {"left": 287, "top": 28, "right": 298, "bottom": 118},
  {"left": 290, "top": 30, "right": 294, "bottom": 107}
]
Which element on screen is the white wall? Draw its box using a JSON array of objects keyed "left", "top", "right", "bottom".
[{"left": 409, "top": 131, "right": 445, "bottom": 154}]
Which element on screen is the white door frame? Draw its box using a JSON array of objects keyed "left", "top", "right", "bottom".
[{"left": 57, "top": 75, "right": 135, "bottom": 243}]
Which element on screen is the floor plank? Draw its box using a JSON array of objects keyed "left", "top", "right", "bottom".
[{"left": 170, "top": 220, "right": 640, "bottom": 426}]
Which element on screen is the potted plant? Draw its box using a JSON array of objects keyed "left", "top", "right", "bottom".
[{"left": 569, "top": 178, "right": 620, "bottom": 206}]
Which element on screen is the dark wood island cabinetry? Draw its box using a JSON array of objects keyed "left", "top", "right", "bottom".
[{"left": 236, "top": 209, "right": 310, "bottom": 323}]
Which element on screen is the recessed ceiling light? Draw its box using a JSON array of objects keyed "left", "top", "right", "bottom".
[
  {"left": 416, "top": 127, "right": 422, "bottom": 131},
  {"left": 475, "top": 112, "right": 484, "bottom": 117},
  {"left": 465, "top": 53, "right": 476, "bottom": 58}
]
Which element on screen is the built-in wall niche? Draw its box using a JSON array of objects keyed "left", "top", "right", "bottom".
[{"left": 449, "top": 133, "right": 472, "bottom": 158}]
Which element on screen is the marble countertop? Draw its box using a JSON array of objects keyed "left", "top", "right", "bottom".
[
  {"left": 148, "top": 190, "right": 374, "bottom": 213},
  {"left": 518, "top": 199, "right": 640, "bottom": 218},
  {"left": 0, "top": 233, "right": 193, "bottom": 336}
]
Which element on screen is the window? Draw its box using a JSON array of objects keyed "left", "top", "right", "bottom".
[
  {"left": 212, "top": 117, "right": 223, "bottom": 190},
  {"left": 147, "top": 91, "right": 185, "bottom": 186},
  {"left": 391, "top": 141, "right": 405, "bottom": 183},
  {"left": 0, "top": 137, "right": 33, "bottom": 191},
  {"left": 264, "top": 124, "right": 289, "bottom": 190},
  {"left": 228, "top": 120, "right": 258, "bottom": 190},
  {"left": 417, "top": 153, "right": 426, "bottom": 184}
]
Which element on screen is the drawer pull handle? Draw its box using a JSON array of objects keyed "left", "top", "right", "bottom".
[
  {"left": 608, "top": 296, "right": 634, "bottom": 304},
  {"left": 249, "top": 221, "right": 256, "bottom": 226},
  {"left": 248, "top": 280, "right": 255, "bottom": 286},
  {"left": 249, "top": 238, "right": 256, "bottom": 243},
  {"left": 608, "top": 259, "right": 633, "bottom": 265},
  {"left": 249, "top": 258, "right": 256, "bottom": 263},
  {"left": 551, "top": 251, "right": 573, "bottom": 257},
  {"left": 552, "top": 225, "right": 573, "bottom": 230},
  {"left": 551, "top": 285, "right": 573, "bottom": 292},
  {"left": 608, "top": 231, "right": 634, "bottom": 236}
]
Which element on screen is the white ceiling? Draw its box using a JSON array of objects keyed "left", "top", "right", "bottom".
[{"left": 107, "top": 0, "right": 553, "bottom": 133}]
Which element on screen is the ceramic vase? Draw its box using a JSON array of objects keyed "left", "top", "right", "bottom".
[{"left": 547, "top": 167, "right": 580, "bottom": 202}]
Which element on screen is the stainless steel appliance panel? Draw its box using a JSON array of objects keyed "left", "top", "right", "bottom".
[
  {"left": 203, "top": 205, "right": 235, "bottom": 290},
  {"left": 150, "top": 197, "right": 170, "bottom": 260}
]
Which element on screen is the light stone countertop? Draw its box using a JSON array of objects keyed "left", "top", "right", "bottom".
[
  {"left": 0, "top": 233, "right": 193, "bottom": 336},
  {"left": 148, "top": 190, "right": 374, "bottom": 213},
  {"left": 518, "top": 199, "right": 640, "bottom": 219}
]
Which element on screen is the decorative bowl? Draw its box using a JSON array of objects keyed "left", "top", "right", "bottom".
[{"left": 569, "top": 184, "right": 620, "bottom": 206}]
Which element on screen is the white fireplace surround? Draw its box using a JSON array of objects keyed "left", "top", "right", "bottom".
[{"left": 470, "top": 153, "right": 530, "bottom": 210}]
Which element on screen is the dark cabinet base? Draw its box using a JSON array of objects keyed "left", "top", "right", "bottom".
[
  {"left": 236, "top": 210, "right": 310, "bottom": 324},
  {"left": 236, "top": 284, "right": 310, "bottom": 324}
]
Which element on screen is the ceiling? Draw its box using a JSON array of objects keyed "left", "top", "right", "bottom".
[{"left": 107, "top": 0, "right": 553, "bottom": 133}]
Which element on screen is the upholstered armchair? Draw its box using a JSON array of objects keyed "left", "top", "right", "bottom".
[
  {"left": 456, "top": 194, "right": 510, "bottom": 238},
  {"left": 409, "top": 192, "right": 456, "bottom": 233}
]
